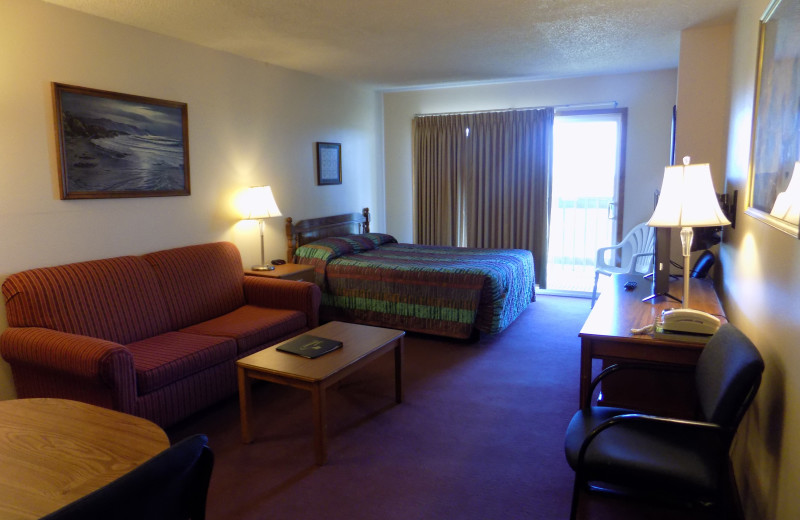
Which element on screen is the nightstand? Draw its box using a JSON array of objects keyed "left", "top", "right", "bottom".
[{"left": 245, "top": 263, "right": 315, "bottom": 282}]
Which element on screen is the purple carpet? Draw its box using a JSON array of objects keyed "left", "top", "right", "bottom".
[{"left": 167, "top": 295, "right": 710, "bottom": 520}]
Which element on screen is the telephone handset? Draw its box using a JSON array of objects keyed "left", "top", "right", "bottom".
[{"left": 660, "top": 309, "right": 721, "bottom": 335}]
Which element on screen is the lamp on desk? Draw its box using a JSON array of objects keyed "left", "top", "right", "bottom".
[
  {"left": 647, "top": 157, "right": 731, "bottom": 309},
  {"left": 242, "top": 186, "right": 282, "bottom": 271}
]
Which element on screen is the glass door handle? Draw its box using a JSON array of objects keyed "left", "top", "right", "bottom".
[{"left": 607, "top": 201, "right": 617, "bottom": 220}]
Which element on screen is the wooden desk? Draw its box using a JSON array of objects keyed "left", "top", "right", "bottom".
[
  {"left": 0, "top": 398, "right": 169, "bottom": 520},
  {"left": 579, "top": 274, "right": 726, "bottom": 415}
]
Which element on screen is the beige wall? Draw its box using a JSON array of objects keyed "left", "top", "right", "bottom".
[
  {"left": 0, "top": 0, "right": 384, "bottom": 399},
  {"left": 382, "top": 70, "right": 679, "bottom": 243},
  {"left": 675, "top": 24, "right": 733, "bottom": 178},
  {"left": 673, "top": 23, "right": 734, "bottom": 273},
  {"left": 721, "top": 1, "right": 800, "bottom": 519}
]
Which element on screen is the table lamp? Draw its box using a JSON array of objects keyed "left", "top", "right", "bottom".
[
  {"left": 770, "top": 161, "right": 800, "bottom": 226},
  {"left": 243, "top": 186, "right": 282, "bottom": 271},
  {"left": 647, "top": 157, "right": 731, "bottom": 308}
]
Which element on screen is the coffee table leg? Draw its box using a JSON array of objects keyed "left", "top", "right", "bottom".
[
  {"left": 238, "top": 367, "right": 254, "bottom": 444},
  {"left": 394, "top": 338, "right": 404, "bottom": 403},
  {"left": 311, "top": 384, "right": 327, "bottom": 465}
]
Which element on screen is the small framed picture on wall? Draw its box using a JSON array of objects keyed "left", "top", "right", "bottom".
[{"left": 316, "top": 142, "right": 342, "bottom": 185}]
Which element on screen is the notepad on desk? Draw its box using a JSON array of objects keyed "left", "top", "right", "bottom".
[{"left": 276, "top": 334, "right": 343, "bottom": 359}]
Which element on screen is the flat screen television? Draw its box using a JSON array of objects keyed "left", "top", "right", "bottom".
[
  {"left": 643, "top": 105, "right": 680, "bottom": 303},
  {"left": 652, "top": 227, "right": 671, "bottom": 297}
]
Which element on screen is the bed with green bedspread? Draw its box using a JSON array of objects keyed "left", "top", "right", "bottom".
[{"left": 293, "top": 233, "right": 535, "bottom": 339}]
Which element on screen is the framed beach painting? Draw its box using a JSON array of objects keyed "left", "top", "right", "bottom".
[
  {"left": 747, "top": 0, "right": 800, "bottom": 237},
  {"left": 53, "top": 83, "right": 190, "bottom": 199}
]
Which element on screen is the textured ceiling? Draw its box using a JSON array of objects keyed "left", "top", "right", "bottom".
[{"left": 43, "top": 0, "right": 739, "bottom": 90}]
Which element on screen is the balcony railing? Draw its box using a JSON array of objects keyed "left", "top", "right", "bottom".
[{"left": 546, "top": 196, "right": 614, "bottom": 292}]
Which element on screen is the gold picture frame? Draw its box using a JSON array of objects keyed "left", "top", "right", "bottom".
[
  {"left": 746, "top": 0, "right": 800, "bottom": 237},
  {"left": 53, "top": 83, "right": 190, "bottom": 199}
]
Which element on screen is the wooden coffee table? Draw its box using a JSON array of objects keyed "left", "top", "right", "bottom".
[{"left": 236, "top": 321, "right": 405, "bottom": 465}]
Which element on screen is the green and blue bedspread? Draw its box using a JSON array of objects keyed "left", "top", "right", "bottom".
[{"left": 294, "top": 234, "right": 535, "bottom": 339}]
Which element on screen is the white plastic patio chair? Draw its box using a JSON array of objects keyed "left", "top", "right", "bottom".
[{"left": 591, "top": 222, "right": 656, "bottom": 307}]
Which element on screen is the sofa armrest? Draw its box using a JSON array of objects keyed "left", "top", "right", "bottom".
[
  {"left": 243, "top": 277, "right": 322, "bottom": 328},
  {"left": 0, "top": 327, "right": 137, "bottom": 413}
]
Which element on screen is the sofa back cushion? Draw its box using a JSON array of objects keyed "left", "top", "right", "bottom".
[
  {"left": 143, "top": 242, "right": 246, "bottom": 330},
  {"left": 2, "top": 256, "right": 173, "bottom": 345}
]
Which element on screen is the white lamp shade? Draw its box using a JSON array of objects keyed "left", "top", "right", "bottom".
[
  {"left": 243, "top": 186, "right": 282, "bottom": 220},
  {"left": 648, "top": 159, "right": 731, "bottom": 228},
  {"left": 770, "top": 161, "right": 800, "bottom": 225}
]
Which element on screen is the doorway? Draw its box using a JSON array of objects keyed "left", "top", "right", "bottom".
[{"left": 545, "top": 109, "right": 627, "bottom": 294}]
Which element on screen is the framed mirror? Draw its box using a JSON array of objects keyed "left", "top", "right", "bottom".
[{"left": 747, "top": 0, "right": 800, "bottom": 237}]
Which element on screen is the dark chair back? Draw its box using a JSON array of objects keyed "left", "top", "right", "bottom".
[
  {"left": 42, "top": 434, "right": 213, "bottom": 520},
  {"left": 690, "top": 250, "right": 715, "bottom": 278},
  {"left": 695, "top": 323, "right": 764, "bottom": 430}
]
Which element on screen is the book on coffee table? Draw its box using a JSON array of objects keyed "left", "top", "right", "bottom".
[{"left": 276, "top": 334, "right": 343, "bottom": 359}]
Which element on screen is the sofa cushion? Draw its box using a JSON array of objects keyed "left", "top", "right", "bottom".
[
  {"left": 143, "top": 242, "right": 247, "bottom": 330},
  {"left": 126, "top": 332, "right": 237, "bottom": 394},
  {"left": 180, "top": 305, "right": 308, "bottom": 354},
  {"left": 2, "top": 256, "right": 173, "bottom": 345}
]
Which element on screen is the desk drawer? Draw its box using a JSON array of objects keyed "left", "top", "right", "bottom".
[{"left": 591, "top": 338, "right": 703, "bottom": 365}]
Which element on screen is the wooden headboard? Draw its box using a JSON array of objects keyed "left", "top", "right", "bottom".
[{"left": 285, "top": 207, "right": 371, "bottom": 261}]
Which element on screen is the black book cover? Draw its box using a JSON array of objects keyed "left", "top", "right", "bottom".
[{"left": 276, "top": 334, "right": 343, "bottom": 359}]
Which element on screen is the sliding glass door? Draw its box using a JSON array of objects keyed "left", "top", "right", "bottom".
[{"left": 545, "top": 109, "right": 627, "bottom": 294}]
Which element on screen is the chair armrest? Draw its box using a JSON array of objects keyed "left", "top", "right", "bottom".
[
  {"left": 586, "top": 361, "right": 695, "bottom": 407},
  {"left": 628, "top": 252, "right": 655, "bottom": 274},
  {"left": 631, "top": 252, "right": 654, "bottom": 262},
  {"left": 595, "top": 243, "right": 623, "bottom": 268},
  {"left": 577, "top": 412, "right": 726, "bottom": 467},
  {"left": 0, "top": 327, "right": 137, "bottom": 412},
  {"left": 243, "top": 276, "right": 322, "bottom": 328}
]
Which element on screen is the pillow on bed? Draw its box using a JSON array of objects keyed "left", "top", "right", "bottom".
[
  {"left": 295, "top": 234, "right": 399, "bottom": 263},
  {"left": 295, "top": 237, "right": 356, "bottom": 262},
  {"left": 339, "top": 233, "right": 397, "bottom": 251},
  {"left": 362, "top": 233, "right": 398, "bottom": 247}
]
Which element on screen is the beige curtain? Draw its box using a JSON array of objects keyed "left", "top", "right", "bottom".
[
  {"left": 465, "top": 109, "right": 554, "bottom": 286},
  {"left": 413, "top": 114, "right": 470, "bottom": 246},
  {"left": 413, "top": 108, "right": 554, "bottom": 286}
]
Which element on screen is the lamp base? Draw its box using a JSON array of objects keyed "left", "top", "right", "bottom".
[
  {"left": 251, "top": 264, "right": 275, "bottom": 271},
  {"left": 680, "top": 227, "right": 693, "bottom": 309}
]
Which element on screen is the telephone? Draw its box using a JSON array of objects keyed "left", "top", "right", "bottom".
[{"left": 660, "top": 309, "right": 721, "bottom": 335}]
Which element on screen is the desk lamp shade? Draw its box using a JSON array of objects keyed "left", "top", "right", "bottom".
[
  {"left": 243, "top": 186, "right": 282, "bottom": 271},
  {"left": 770, "top": 161, "right": 800, "bottom": 226},
  {"left": 648, "top": 157, "right": 730, "bottom": 308}
]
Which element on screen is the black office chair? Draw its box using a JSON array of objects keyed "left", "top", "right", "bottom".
[
  {"left": 564, "top": 323, "right": 763, "bottom": 519},
  {"left": 690, "top": 250, "right": 716, "bottom": 279},
  {"left": 42, "top": 434, "right": 214, "bottom": 520}
]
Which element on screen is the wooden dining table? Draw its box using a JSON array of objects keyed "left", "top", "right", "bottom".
[{"left": 0, "top": 398, "right": 169, "bottom": 520}]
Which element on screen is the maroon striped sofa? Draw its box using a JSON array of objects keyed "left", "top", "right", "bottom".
[{"left": 0, "top": 242, "right": 321, "bottom": 427}]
